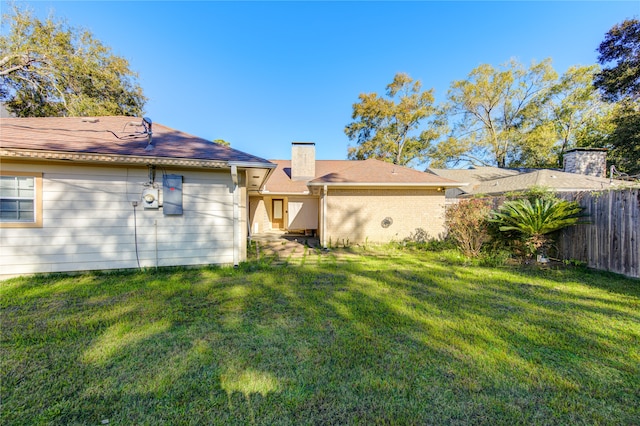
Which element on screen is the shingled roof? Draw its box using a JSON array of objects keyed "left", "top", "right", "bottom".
[
  {"left": 426, "top": 166, "right": 521, "bottom": 185},
  {"left": 468, "top": 169, "right": 626, "bottom": 195},
  {"left": 0, "top": 116, "right": 272, "bottom": 167},
  {"left": 263, "top": 158, "right": 462, "bottom": 193}
]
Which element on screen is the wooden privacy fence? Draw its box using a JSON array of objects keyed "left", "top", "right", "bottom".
[{"left": 557, "top": 189, "right": 640, "bottom": 279}]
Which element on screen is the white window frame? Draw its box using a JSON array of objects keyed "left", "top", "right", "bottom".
[{"left": 0, "top": 171, "right": 43, "bottom": 228}]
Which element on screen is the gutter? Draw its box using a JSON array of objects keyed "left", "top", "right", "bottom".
[
  {"left": 307, "top": 181, "right": 469, "bottom": 188},
  {"left": 1, "top": 148, "right": 229, "bottom": 168},
  {"left": 259, "top": 191, "right": 312, "bottom": 195},
  {"left": 322, "top": 184, "right": 327, "bottom": 249},
  {"left": 228, "top": 160, "right": 277, "bottom": 169},
  {"left": 2, "top": 149, "right": 278, "bottom": 174},
  {"left": 231, "top": 165, "right": 239, "bottom": 266}
]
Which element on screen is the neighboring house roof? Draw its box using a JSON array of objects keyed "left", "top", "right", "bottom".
[
  {"left": 0, "top": 116, "right": 273, "bottom": 168},
  {"left": 427, "top": 166, "right": 521, "bottom": 185},
  {"left": 263, "top": 158, "right": 463, "bottom": 194},
  {"left": 467, "top": 169, "right": 626, "bottom": 195}
]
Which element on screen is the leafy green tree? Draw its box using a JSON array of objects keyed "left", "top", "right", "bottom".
[
  {"left": 432, "top": 59, "right": 557, "bottom": 168},
  {"left": 519, "top": 65, "right": 608, "bottom": 168},
  {"left": 213, "top": 139, "right": 230, "bottom": 147},
  {"left": 490, "top": 197, "right": 583, "bottom": 258},
  {"left": 345, "top": 72, "right": 441, "bottom": 166},
  {"left": 594, "top": 18, "right": 640, "bottom": 102},
  {"left": 593, "top": 18, "right": 640, "bottom": 175},
  {"left": 0, "top": 6, "right": 146, "bottom": 117},
  {"left": 602, "top": 102, "right": 640, "bottom": 175},
  {"left": 548, "top": 66, "right": 608, "bottom": 165}
]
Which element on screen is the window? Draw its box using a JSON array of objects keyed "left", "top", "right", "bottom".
[{"left": 0, "top": 171, "right": 42, "bottom": 228}]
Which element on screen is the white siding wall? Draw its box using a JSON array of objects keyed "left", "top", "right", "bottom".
[{"left": 1, "top": 163, "right": 237, "bottom": 278}]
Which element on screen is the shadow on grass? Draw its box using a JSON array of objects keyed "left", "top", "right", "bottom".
[{"left": 1, "top": 254, "right": 639, "bottom": 424}]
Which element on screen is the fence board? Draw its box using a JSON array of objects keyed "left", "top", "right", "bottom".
[{"left": 557, "top": 189, "right": 639, "bottom": 278}]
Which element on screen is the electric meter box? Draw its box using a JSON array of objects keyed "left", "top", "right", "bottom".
[
  {"left": 163, "top": 174, "right": 183, "bottom": 215},
  {"left": 142, "top": 187, "right": 159, "bottom": 209}
]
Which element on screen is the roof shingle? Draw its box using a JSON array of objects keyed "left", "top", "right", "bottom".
[
  {"left": 0, "top": 116, "right": 271, "bottom": 164},
  {"left": 264, "top": 158, "right": 461, "bottom": 193}
]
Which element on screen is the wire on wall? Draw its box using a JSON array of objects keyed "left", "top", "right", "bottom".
[{"left": 132, "top": 201, "right": 141, "bottom": 269}]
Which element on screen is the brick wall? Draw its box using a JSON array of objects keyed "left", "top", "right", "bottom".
[
  {"left": 563, "top": 149, "right": 607, "bottom": 177},
  {"left": 324, "top": 188, "right": 446, "bottom": 244}
]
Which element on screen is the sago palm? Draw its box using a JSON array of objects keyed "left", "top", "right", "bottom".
[{"left": 490, "top": 197, "right": 584, "bottom": 256}]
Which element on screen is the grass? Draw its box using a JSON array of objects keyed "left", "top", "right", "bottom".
[{"left": 1, "top": 248, "right": 639, "bottom": 425}]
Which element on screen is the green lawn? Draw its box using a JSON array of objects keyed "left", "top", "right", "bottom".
[{"left": 2, "top": 248, "right": 639, "bottom": 425}]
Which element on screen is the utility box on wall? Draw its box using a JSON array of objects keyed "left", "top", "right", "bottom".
[
  {"left": 163, "top": 174, "right": 183, "bottom": 215},
  {"left": 141, "top": 187, "right": 159, "bottom": 209}
]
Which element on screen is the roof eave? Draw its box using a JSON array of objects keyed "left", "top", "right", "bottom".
[
  {"left": 259, "top": 190, "right": 313, "bottom": 195},
  {"left": 307, "top": 181, "right": 468, "bottom": 188},
  {"left": 228, "top": 160, "right": 277, "bottom": 169},
  {"left": 1, "top": 148, "right": 236, "bottom": 168}
]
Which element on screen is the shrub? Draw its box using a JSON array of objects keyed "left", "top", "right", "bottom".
[
  {"left": 479, "top": 249, "right": 512, "bottom": 267},
  {"left": 401, "top": 228, "right": 455, "bottom": 251},
  {"left": 504, "top": 185, "right": 558, "bottom": 203},
  {"left": 490, "top": 197, "right": 584, "bottom": 258},
  {"left": 403, "top": 228, "right": 431, "bottom": 244},
  {"left": 445, "top": 198, "right": 493, "bottom": 257}
]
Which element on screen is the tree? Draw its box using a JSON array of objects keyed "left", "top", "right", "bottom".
[
  {"left": 0, "top": 6, "right": 146, "bottom": 117},
  {"left": 602, "top": 103, "right": 640, "bottom": 174},
  {"left": 213, "top": 139, "right": 230, "bottom": 147},
  {"left": 594, "top": 18, "right": 640, "bottom": 102},
  {"left": 345, "top": 72, "right": 441, "bottom": 166},
  {"left": 593, "top": 18, "right": 640, "bottom": 175},
  {"left": 431, "top": 59, "right": 557, "bottom": 168},
  {"left": 534, "top": 65, "right": 607, "bottom": 168}
]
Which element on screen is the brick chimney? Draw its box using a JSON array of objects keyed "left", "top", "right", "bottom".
[
  {"left": 563, "top": 148, "right": 607, "bottom": 177},
  {"left": 291, "top": 142, "right": 316, "bottom": 181}
]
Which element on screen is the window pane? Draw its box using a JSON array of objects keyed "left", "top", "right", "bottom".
[
  {"left": 17, "top": 200, "right": 34, "bottom": 221},
  {"left": 17, "top": 177, "right": 34, "bottom": 197},
  {"left": 273, "top": 200, "right": 283, "bottom": 219},
  {"left": 0, "top": 176, "right": 15, "bottom": 187},
  {"left": 17, "top": 177, "right": 34, "bottom": 188},
  {"left": 0, "top": 199, "right": 18, "bottom": 211},
  {"left": 0, "top": 209, "right": 18, "bottom": 220},
  {"left": 0, "top": 198, "right": 18, "bottom": 219},
  {"left": 0, "top": 177, "right": 17, "bottom": 197}
]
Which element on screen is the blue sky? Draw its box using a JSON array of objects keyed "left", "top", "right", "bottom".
[{"left": 5, "top": 1, "right": 639, "bottom": 163}]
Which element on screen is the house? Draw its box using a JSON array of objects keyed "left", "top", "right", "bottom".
[
  {"left": 249, "top": 142, "right": 463, "bottom": 246},
  {"left": 0, "top": 116, "right": 275, "bottom": 278},
  {"left": 427, "top": 148, "right": 627, "bottom": 199},
  {"left": 424, "top": 166, "right": 520, "bottom": 200}
]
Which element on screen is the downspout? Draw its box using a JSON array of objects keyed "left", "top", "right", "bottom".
[
  {"left": 245, "top": 170, "right": 253, "bottom": 257},
  {"left": 246, "top": 169, "right": 252, "bottom": 239},
  {"left": 322, "top": 184, "right": 328, "bottom": 248},
  {"left": 231, "top": 165, "right": 239, "bottom": 266}
]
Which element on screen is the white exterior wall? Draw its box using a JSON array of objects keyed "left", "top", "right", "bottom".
[
  {"left": 1, "top": 162, "right": 240, "bottom": 278},
  {"left": 249, "top": 196, "right": 269, "bottom": 234},
  {"left": 287, "top": 197, "right": 319, "bottom": 230},
  {"left": 250, "top": 195, "right": 319, "bottom": 233}
]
